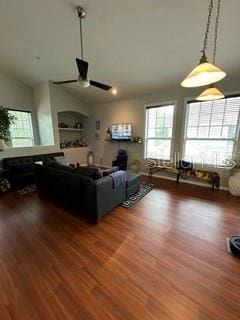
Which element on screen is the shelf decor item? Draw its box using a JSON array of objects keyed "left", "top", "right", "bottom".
[
  {"left": 106, "top": 127, "right": 111, "bottom": 141},
  {"left": 96, "top": 121, "right": 100, "bottom": 130},
  {"left": 58, "top": 122, "right": 68, "bottom": 128},
  {"left": 0, "top": 106, "right": 15, "bottom": 150},
  {"left": 74, "top": 122, "right": 83, "bottom": 129},
  {"left": 87, "top": 151, "right": 94, "bottom": 166}
]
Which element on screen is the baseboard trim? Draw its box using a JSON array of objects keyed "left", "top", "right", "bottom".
[{"left": 139, "top": 172, "right": 229, "bottom": 191}]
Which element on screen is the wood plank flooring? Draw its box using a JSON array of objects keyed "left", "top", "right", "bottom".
[{"left": 0, "top": 179, "right": 240, "bottom": 320}]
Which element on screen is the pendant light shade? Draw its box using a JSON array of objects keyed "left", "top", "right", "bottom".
[
  {"left": 181, "top": 60, "right": 226, "bottom": 88},
  {"left": 181, "top": 0, "right": 226, "bottom": 89},
  {"left": 196, "top": 86, "right": 224, "bottom": 101}
]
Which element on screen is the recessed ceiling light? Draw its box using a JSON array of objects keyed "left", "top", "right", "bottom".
[{"left": 112, "top": 88, "right": 117, "bottom": 95}]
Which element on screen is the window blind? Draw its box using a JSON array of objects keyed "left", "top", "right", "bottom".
[
  {"left": 183, "top": 96, "right": 240, "bottom": 166},
  {"left": 8, "top": 109, "right": 34, "bottom": 147},
  {"left": 145, "top": 104, "right": 175, "bottom": 160}
]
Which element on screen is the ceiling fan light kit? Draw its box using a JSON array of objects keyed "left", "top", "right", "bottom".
[
  {"left": 182, "top": 0, "right": 226, "bottom": 101},
  {"left": 53, "top": 6, "right": 115, "bottom": 93}
]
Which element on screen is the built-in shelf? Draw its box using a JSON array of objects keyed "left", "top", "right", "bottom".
[{"left": 58, "top": 127, "right": 84, "bottom": 132}]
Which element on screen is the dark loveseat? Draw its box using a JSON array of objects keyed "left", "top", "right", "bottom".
[
  {"left": 34, "top": 162, "right": 126, "bottom": 223},
  {"left": 2, "top": 152, "right": 64, "bottom": 190}
]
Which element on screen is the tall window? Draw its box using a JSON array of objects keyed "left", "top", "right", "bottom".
[
  {"left": 183, "top": 96, "right": 240, "bottom": 166},
  {"left": 8, "top": 109, "right": 34, "bottom": 147},
  {"left": 145, "top": 104, "right": 175, "bottom": 160}
]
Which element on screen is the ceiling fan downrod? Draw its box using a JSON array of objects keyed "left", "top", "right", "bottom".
[{"left": 76, "top": 6, "right": 86, "bottom": 60}]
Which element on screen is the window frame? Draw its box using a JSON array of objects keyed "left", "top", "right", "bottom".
[
  {"left": 144, "top": 101, "right": 177, "bottom": 161},
  {"left": 182, "top": 95, "right": 240, "bottom": 167},
  {"left": 7, "top": 108, "right": 34, "bottom": 148}
]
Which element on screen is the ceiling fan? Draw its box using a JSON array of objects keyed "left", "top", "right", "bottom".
[{"left": 53, "top": 6, "right": 115, "bottom": 93}]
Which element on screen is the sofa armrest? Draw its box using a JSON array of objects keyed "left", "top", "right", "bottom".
[{"left": 94, "top": 176, "right": 125, "bottom": 222}]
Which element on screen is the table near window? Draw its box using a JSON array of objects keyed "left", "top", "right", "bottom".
[{"left": 0, "top": 169, "right": 10, "bottom": 193}]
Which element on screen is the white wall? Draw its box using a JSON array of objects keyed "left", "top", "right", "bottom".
[
  {"left": 48, "top": 82, "right": 90, "bottom": 149},
  {"left": 34, "top": 83, "right": 54, "bottom": 146},
  {"left": 0, "top": 72, "right": 33, "bottom": 108},
  {"left": 88, "top": 79, "right": 240, "bottom": 187},
  {"left": 0, "top": 78, "right": 90, "bottom": 162}
]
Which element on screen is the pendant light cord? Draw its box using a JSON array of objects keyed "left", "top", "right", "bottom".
[
  {"left": 213, "top": 0, "right": 221, "bottom": 64},
  {"left": 202, "top": 0, "right": 214, "bottom": 56},
  {"left": 79, "top": 17, "right": 84, "bottom": 60}
]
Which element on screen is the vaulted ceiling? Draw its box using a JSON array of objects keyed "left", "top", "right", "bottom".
[{"left": 0, "top": 0, "right": 239, "bottom": 105}]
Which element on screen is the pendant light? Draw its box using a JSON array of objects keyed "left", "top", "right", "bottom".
[
  {"left": 181, "top": 0, "right": 226, "bottom": 88},
  {"left": 197, "top": 0, "right": 225, "bottom": 101},
  {"left": 197, "top": 85, "right": 224, "bottom": 101}
]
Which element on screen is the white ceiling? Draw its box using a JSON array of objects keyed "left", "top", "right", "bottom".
[{"left": 0, "top": 0, "right": 239, "bottom": 105}]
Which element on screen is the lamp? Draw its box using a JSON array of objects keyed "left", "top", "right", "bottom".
[
  {"left": 181, "top": 0, "right": 226, "bottom": 88},
  {"left": 0, "top": 139, "right": 7, "bottom": 151},
  {"left": 197, "top": 0, "right": 225, "bottom": 101},
  {"left": 196, "top": 85, "right": 224, "bottom": 101}
]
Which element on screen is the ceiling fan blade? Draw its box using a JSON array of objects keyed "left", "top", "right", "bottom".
[
  {"left": 52, "top": 80, "right": 78, "bottom": 84},
  {"left": 90, "top": 80, "right": 112, "bottom": 91},
  {"left": 76, "top": 58, "right": 89, "bottom": 79}
]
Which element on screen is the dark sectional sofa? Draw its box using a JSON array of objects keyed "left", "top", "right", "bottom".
[
  {"left": 2, "top": 152, "right": 64, "bottom": 190},
  {"left": 2, "top": 152, "right": 141, "bottom": 223},
  {"left": 35, "top": 162, "right": 127, "bottom": 223}
]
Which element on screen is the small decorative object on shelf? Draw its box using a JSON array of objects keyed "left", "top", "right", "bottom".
[
  {"left": 60, "top": 138, "right": 88, "bottom": 149},
  {"left": 59, "top": 122, "right": 68, "bottom": 128},
  {"left": 74, "top": 122, "right": 83, "bottom": 129},
  {"left": 96, "top": 121, "right": 100, "bottom": 130},
  {"left": 106, "top": 126, "right": 111, "bottom": 141},
  {"left": 95, "top": 132, "right": 100, "bottom": 139},
  {"left": 87, "top": 151, "right": 94, "bottom": 166},
  {"left": 132, "top": 136, "right": 143, "bottom": 143}
]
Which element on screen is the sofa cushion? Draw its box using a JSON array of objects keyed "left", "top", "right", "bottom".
[
  {"left": 74, "top": 166, "right": 102, "bottom": 180},
  {"left": 45, "top": 160, "right": 74, "bottom": 173},
  {"left": 9, "top": 163, "right": 34, "bottom": 174},
  {"left": 54, "top": 156, "right": 68, "bottom": 166}
]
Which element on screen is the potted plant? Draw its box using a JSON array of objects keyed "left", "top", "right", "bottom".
[
  {"left": 0, "top": 106, "right": 15, "bottom": 151},
  {"left": 227, "top": 154, "right": 240, "bottom": 196}
]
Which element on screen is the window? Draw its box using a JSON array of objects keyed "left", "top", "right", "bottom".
[
  {"left": 145, "top": 104, "right": 175, "bottom": 160},
  {"left": 8, "top": 109, "right": 34, "bottom": 147},
  {"left": 183, "top": 97, "right": 240, "bottom": 166}
]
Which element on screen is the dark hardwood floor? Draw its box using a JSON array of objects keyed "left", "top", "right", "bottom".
[{"left": 0, "top": 179, "right": 240, "bottom": 320}]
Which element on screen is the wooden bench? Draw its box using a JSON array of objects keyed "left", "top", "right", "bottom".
[{"left": 145, "top": 160, "right": 220, "bottom": 190}]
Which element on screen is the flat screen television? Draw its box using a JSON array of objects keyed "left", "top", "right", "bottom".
[{"left": 111, "top": 123, "right": 132, "bottom": 140}]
